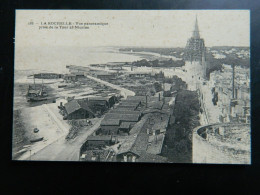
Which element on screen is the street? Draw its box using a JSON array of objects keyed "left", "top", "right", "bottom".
[
  {"left": 29, "top": 117, "right": 103, "bottom": 161},
  {"left": 86, "top": 75, "right": 135, "bottom": 98}
]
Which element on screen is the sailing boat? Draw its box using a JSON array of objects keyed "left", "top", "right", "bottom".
[{"left": 27, "top": 74, "right": 48, "bottom": 102}]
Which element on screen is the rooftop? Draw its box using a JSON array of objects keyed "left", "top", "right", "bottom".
[
  {"left": 87, "top": 135, "right": 112, "bottom": 141},
  {"left": 88, "top": 96, "right": 111, "bottom": 101},
  {"left": 151, "top": 115, "right": 170, "bottom": 131},
  {"left": 137, "top": 152, "right": 168, "bottom": 163},
  {"left": 101, "top": 118, "right": 120, "bottom": 126},
  {"left": 146, "top": 134, "right": 165, "bottom": 155},
  {"left": 64, "top": 100, "right": 94, "bottom": 115},
  {"left": 110, "top": 107, "right": 136, "bottom": 112},
  {"left": 109, "top": 110, "right": 141, "bottom": 116},
  {"left": 104, "top": 113, "right": 140, "bottom": 122},
  {"left": 119, "top": 122, "right": 135, "bottom": 129},
  {"left": 128, "top": 72, "right": 151, "bottom": 75},
  {"left": 81, "top": 149, "right": 111, "bottom": 161},
  {"left": 116, "top": 104, "right": 138, "bottom": 109},
  {"left": 130, "top": 132, "right": 149, "bottom": 156}
]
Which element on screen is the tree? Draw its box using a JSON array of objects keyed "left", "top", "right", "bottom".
[{"left": 154, "top": 82, "right": 162, "bottom": 92}]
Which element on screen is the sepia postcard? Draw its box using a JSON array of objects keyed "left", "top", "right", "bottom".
[{"left": 13, "top": 10, "right": 250, "bottom": 164}]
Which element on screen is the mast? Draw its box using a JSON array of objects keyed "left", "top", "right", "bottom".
[
  {"left": 33, "top": 74, "right": 36, "bottom": 89},
  {"left": 232, "top": 64, "right": 235, "bottom": 99}
]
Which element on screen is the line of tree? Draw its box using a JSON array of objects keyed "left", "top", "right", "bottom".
[
  {"left": 132, "top": 59, "right": 185, "bottom": 68},
  {"left": 162, "top": 90, "right": 200, "bottom": 163}
]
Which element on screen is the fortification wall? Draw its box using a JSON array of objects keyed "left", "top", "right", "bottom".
[{"left": 192, "top": 124, "right": 251, "bottom": 164}]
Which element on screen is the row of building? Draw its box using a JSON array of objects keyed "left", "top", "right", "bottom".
[
  {"left": 58, "top": 95, "right": 118, "bottom": 120},
  {"left": 79, "top": 95, "right": 176, "bottom": 162},
  {"left": 209, "top": 64, "right": 250, "bottom": 123}
]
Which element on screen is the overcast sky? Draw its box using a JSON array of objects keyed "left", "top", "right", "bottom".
[{"left": 15, "top": 10, "right": 250, "bottom": 48}]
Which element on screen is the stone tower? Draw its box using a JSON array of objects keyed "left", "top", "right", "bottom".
[{"left": 184, "top": 16, "right": 207, "bottom": 88}]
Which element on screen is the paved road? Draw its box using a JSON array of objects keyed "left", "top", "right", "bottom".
[
  {"left": 86, "top": 75, "right": 135, "bottom": 98},
  {"left": 29, "top": 118, "right": 103, "bottom": 161}
]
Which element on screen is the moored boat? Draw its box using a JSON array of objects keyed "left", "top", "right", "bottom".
[{"left": 30, "top": 137, "right": 44, "bottom": 143}]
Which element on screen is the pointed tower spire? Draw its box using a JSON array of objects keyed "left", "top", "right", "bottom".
[{"left": 192, "top": 15, "right": 200, "bottom": 39}]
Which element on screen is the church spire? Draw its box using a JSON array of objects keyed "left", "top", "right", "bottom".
[{"left": 192, "top": 15, "right": 200, "bottom": 39}]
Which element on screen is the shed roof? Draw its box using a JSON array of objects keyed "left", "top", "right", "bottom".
[
  {"left": 117, "top": 134, "right": 138, "bottom": 155},
  {"left": 119, "top": 122, "right": 134, "bottom": 129},
  {"left": 126, "top": 96, "right": 163, "bottom": 103},
  {"left": 64, "top": 74, "right": 76, "bottom": 77},
  {"left": 128, "top": 72, "right": 151, "bottom": 75},
  {"left": 126, "top": 96, "right": 146, "bottom": 102},
  {"left": 101, "top": 118, "right": 120, "bottom": 126},
  {"left": 147, "top": 101, "right": 164, "bottom": 110},
  {"left": 120, "top": 99, "right": 142, "bottom": 104},
  {"left": 146, "top": 134, "right": 165, "bottom": 155},
  {"left": 116, "top": 104, "right": 138, "bottom": 109},
  {"left": 152, "top": 116, "right": 170, "bottom": 131},
  {"left": 112, "top": 107, "right": 136, "bottom": 112},
  {"left": 137, "top": 152, "right": 168, "bottom": 163},
  {"left": 73, "top": 72, "right": 85, "bottom": 76},
  {"left": 64, "top": 100, "right": 94, "bottom": 115},
  {"left": 117, "top": 131, "right": 149, "bottom": 156},
  {"left": 82, "top": 150, "right": 110, "bottom": 161},
  {"left": 119, "top": 102, "right": 140, "bottom": 107},
  {"left": 104, "top": 113, "right": 140, "bottom": 122},
  {"left": 109, "top": 110, "right": 141, "bottom": 116},
  {"left": 169, "top": 115, "right": 176, "bottom": 125},
  {"left": 96, "top": 73, "right": 115, "bottom": 76},
  {"left": 87, "top": 135, "right": 112, "bottom": 141},
  {"left": 88, "top": 96, "right": 110, "bottom": 101},
  {"left": 142, "top": 109, "right": 169, "bottom": 115}
]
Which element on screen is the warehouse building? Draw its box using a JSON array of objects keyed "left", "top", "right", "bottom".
[{"left": 63, "top": 100, "right": 95, "bottom": 120}]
